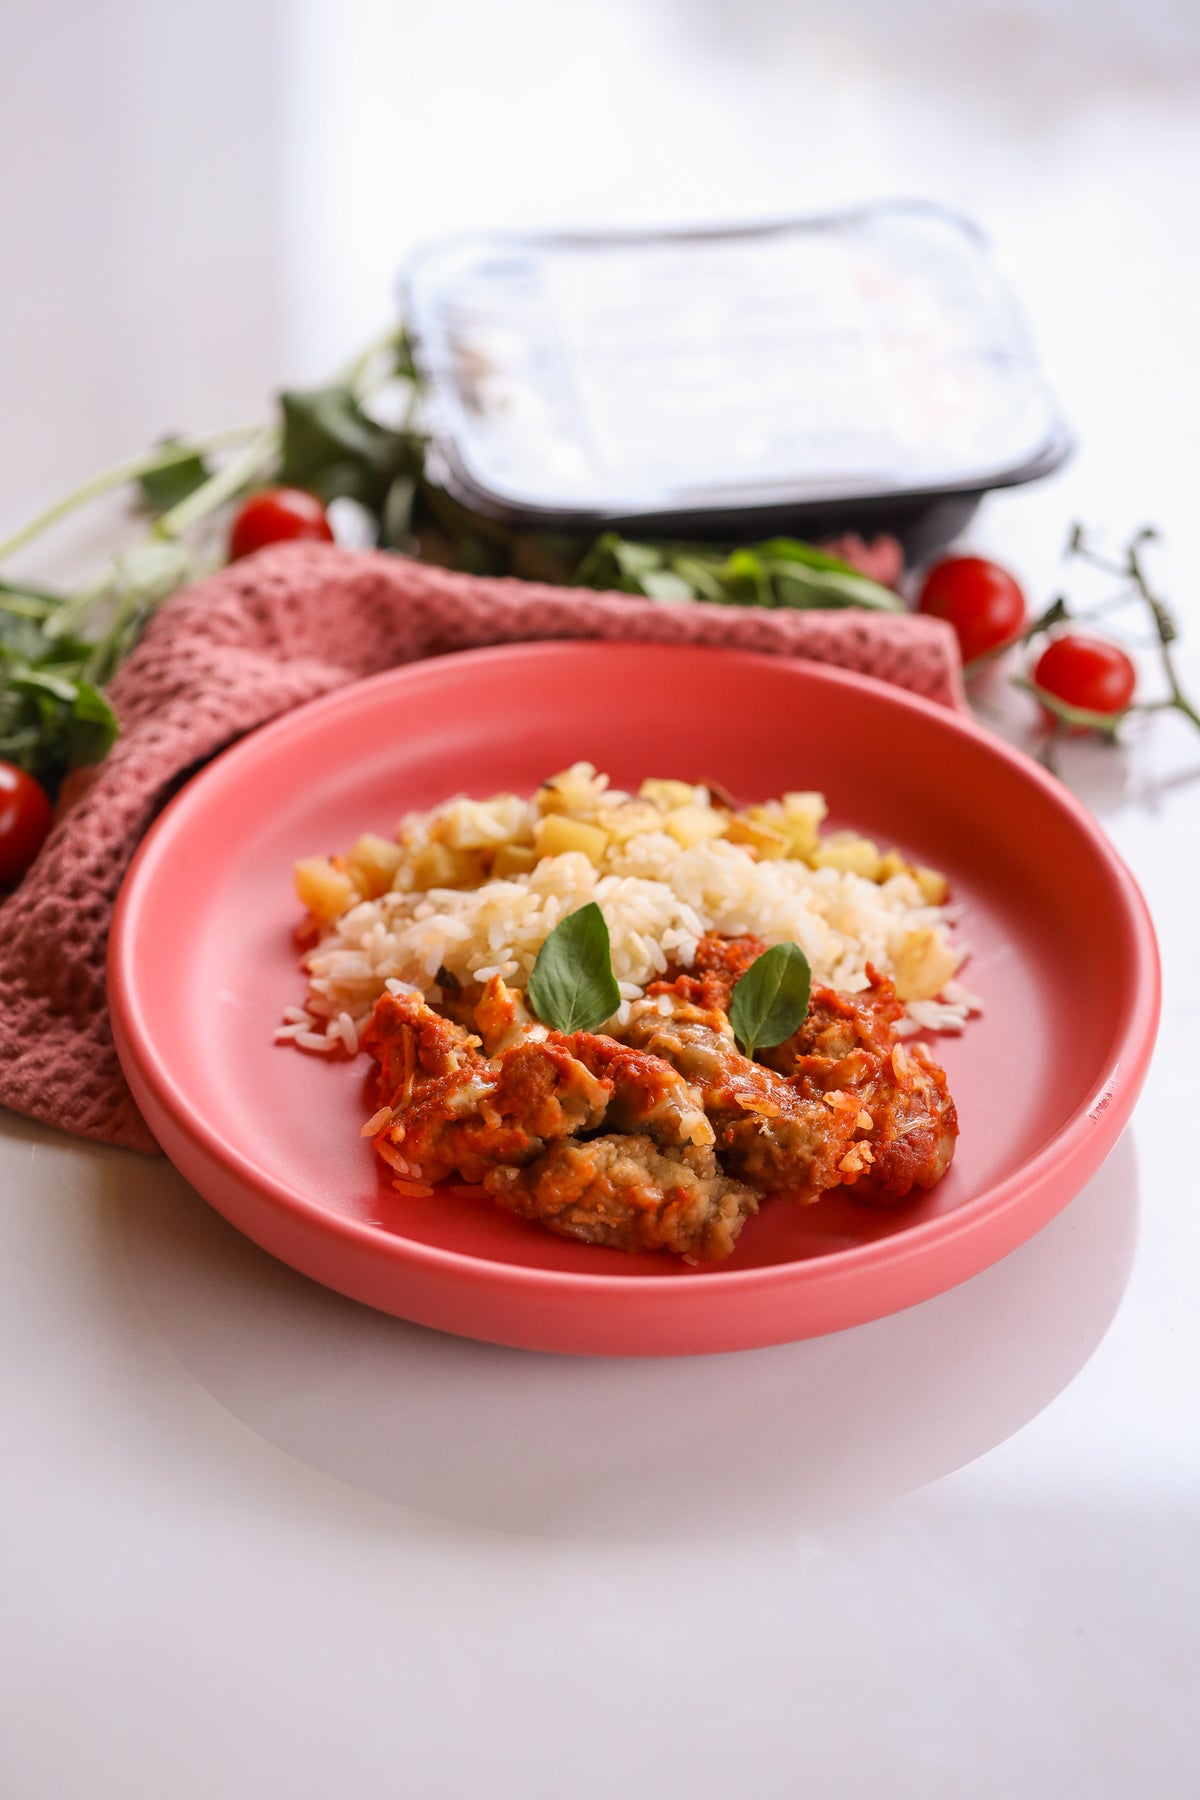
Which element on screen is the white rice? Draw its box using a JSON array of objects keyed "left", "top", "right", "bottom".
[{"left": 286, "top": 825, "right": 978, "bottom": 1055}]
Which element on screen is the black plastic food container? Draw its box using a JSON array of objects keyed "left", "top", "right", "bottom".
[{"left": 403, "top": 202, "right": 1070, "bottom": 563}]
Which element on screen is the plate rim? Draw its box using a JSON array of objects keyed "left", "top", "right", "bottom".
[{"left": 108, "top": 640, "right": 1161, "bottom": 1308}]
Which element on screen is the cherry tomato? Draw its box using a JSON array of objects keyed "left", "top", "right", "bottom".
[
  {"left": 228, "top": 487, "right": 334, "bottom": 561},
  {"left": 1031, "top": 634, "right": 1137, "bottom": 726},
  {"left": 0, "top": 761, "right": 53, "bottom": 886},
  {"left": 917, "top": 555, "right": 1027, "bottom": 665}
]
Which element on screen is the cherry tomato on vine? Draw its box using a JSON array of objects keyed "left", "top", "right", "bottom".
[
  {"left": 917, "top": 555, "right": 1027, "bottom": 665},
  {"left": 228, "top": 487, "right": 334, "bottom": 561},
  {"left": 0, "top": 762, "right": 53, "bottom": 887},
  {"left": 1031, "top": 634, "right": 1137, "bottom": 727}
]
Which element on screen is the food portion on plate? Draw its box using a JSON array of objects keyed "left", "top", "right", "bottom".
[{"left": 279, "top": 765, "right": 974, "bottom": 1262}]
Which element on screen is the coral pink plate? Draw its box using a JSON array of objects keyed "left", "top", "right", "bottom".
[{"left": 108, "top": 642, "right": 1159, "bottom": 1356}]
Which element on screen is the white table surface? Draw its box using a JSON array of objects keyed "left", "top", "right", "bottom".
[{"left": 2, "top": 3, "right": 1198, "bottom": 1794}]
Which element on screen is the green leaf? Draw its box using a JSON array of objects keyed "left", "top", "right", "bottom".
[
  {"left": 571, "top": 532, "right": 623, "bottom": 588},
  {"left": 728, "top": 941, "right": 812, "bottom": 1059},
  {"left": 137, "top": 444, "right": 212, "bottom": 515},
  {"left": 720, "top": 547, "right": 770, "bottom": 606},
  {"left": 67, "top": 681, "right": 119, "bottom": 767},
  {"left": 573, "top": 532, "right": 904, "bottom": 613},
  {"left": 669, "top": 554, "right": 727, "bottom": 604},
  {"left": 611, "top": 539, "right": 665, "bottom": 580},
  {"left": 753, "top": 536, "right": 863, "bottom": 575},
  {"left": 279, "top": 384, "right": 418, "bottom": 511},
  {"left": 527, "top": 902, "right": 622, "bottom": 1035},
  {"left": 639, "top": 569, "right": 696, "bottom": 603},
  {"left": 572, "top": 533, "right": 675, "bottom": 596},
  {"left": 39, "top": 633, "right": 96, "bottom": 667},
  {"left": 0, "top": 609, "right": 51, "bottom": 661},
  {"left": 758, "top": 559, "right": 904, "bottom": 613}
]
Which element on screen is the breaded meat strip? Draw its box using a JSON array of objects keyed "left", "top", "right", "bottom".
[
  {"left": 624, "top": 1001, "right": 862, "bottom": 1202},
  {"left": 486, "top": 1134, "right": 757, "bottom": 1261},
  {"left": 362, "top": 990, "right": 610, "bottom": 1185},
  {"left": 761, "top": 967, "right": 958, "bottom": 1201},
  {"left": 647, "top": 948, "right": 958, "bottom": 1204}
]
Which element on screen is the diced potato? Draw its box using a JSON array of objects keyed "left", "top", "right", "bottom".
[
  {"left": 725, "top": 813, "right": 789, "bottom": 859},
  {"left": 875, "top": 850, "right": 908, "bottom": 883},
  {"left": 492, "top": 842, "right": 539, "bottom": 878},
  {"left": 740, "top": 800, "right": 784, "bottom": 829},
  {"left": 538, "top": 763, "right": 606, "bottom": 816},
  {"left": 873, "top": 849, "right": 949, "bottom": 903},
  {"left": 434, "top": 797, "right": 530, "bottom": 850},
  {"left": 913, "top": 865, "right": 950, "bottom": 906},
  {"left": 664, "top": 804, "right": 727, "bottom": 849},
  {"left": 409, "top": 841, "right": 458, "bottom": 890},
  {"left": 409, "top": 841, "right": 487, "bottom": 891},
  {"left": 294, "top": 856, "right": 357, "bottom": 923},
  {"left": 892, "top": 928, "right": 959, "bottom": 1002},
  {"left": 639, "top": 778, "right": 701, "bottom": 813},
  {"left": 810, "top": 832, "right": 882, "bottom": 880},
  {"left": 344, "top": 832, "right": 404, "bottom": 899},
  {"left": 533, "top": 814, "right": 609, "bottom": 864},
  {"left": 736, "top": 798, "right": 822, "bottom": 861},
  {"left": 780, "top": 790, "right": 828, "bottom": 858},
  {"left": 595, "top": 801, "right": 664, "bottom": 843}
]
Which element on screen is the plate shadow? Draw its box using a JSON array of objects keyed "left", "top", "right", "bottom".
[{"left": 109, "top": 1133, "right": 1138, "bottom": 1541}]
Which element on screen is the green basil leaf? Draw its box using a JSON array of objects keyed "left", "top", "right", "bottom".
[
  {"left": 611, "top": 539, "right": 665, "bottom": 580},
  {"left": 572, "top": 534, "right": 676, "bottom": 596},
  {"left": 137, "top": 444, "right": 212, "bottom": 514},
  {"left": 0, "top": 610, "right": 51, "bottom": 660},
  {"left": 753, "top": 536, "right": 863, "bottom": 575},
  {"left": 573, "top": 532, "right": 903, "bottom": 613},
  {"left": 39, "top": 634, "right": 96, "bottom": 666},
  {"left": 67, "top": 681, "right": 119, "bottom": 767},
  {"left": 728, "top": 941, "right": 812, "bottom": 1058},
  {"left": 719, "top": 548, "right": 771, "bottom": 606},
  {"left": 571, "top": 531, "right": 623, "bottom": 588},
  {"left": 279, "top": 384, "right": 418, "bottom": 510},
  {"left": 668, "top": 555, "right": 727, "bottom": 604},
  {"left": 527, "top": 902, "right": 621, "bottom": 1035},
  {"left": 761, "top": 561, "right": 905, "bottom": 613},
  {"left": 639, "top": 569, "right": 696, "bottom": 603}
]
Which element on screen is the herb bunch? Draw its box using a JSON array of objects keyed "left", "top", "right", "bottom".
[
  {"left": 0, "top": 327, "right": 421, "bottom": 796},
  {"left": 0, "top": 325, "right": 902, "bottom": 800}
]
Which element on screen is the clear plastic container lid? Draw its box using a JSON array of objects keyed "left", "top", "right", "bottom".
[{"left": 402, "top": 202, "right": 1069, "bottom": 533}]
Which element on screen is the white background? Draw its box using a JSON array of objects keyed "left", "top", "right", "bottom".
[{"left": 1, "top": 2, "right": 1198, "bottom": 1794}]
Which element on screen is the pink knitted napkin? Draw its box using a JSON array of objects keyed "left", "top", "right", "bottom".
[{"left": 0, "top": 542, "right": 963, "bottom": 1153}]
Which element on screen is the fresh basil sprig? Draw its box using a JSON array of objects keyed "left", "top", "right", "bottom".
[
  {"left": 573, "top": 532, "right": 904, "bottom": 613},
  {"left": 728, "top": 942, "right": 812, "bottom": 1058},
  {"left": 527, "top": 902, "right": 622, "bottom": 1034}
]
